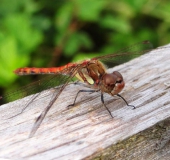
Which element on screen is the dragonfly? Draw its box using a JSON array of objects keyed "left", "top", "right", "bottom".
[{"left": 0, "top": 40, "right": 153, "bottom": 137}]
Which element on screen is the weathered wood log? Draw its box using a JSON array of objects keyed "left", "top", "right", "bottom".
[{"left": 0, "top": 43, "right": 170, "bottom": 160}]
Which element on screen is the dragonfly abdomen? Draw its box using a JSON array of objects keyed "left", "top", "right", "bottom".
[{"left": 14, "top": 63, "right": 76, "bottom": 75}]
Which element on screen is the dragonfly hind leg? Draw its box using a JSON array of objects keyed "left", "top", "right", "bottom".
[{"left": 67, "top": 89, "right": 99, "bottom": 109}]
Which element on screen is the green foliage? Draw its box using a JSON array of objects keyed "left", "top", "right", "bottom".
[
  {"left": 0, "top": 0, "right": 170, "bottom": 94},
  {"left": 0, "top": 0, "right": 43, "bottom": 88}
]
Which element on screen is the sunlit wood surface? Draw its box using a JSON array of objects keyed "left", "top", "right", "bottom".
[{"left": 0, "top": 44, "right": 170, "bottom": 160}]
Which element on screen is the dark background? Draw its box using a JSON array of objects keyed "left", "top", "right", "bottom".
[{"left": 0, "top": 0, "right": 170, "bottom": 97}]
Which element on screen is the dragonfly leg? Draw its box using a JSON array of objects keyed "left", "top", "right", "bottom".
[
  {"left": 117, "top": 94, "right": 136, "bottom": 109},
  {"left": 67, "top": 89, "right": 98, "bottom": 109},
  {"left": 101, "top": 93, "right": 113, "bottom": 118}
]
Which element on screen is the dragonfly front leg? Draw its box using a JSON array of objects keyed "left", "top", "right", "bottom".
[
  {"left": 101, "top": 93, "right": 113, "bottom": 118},
  {"left": 67, "top": 89, "right": 99, "bottom": 109},
  {"left": 117, "top": 94, "right": 136, "bottom": 109}
]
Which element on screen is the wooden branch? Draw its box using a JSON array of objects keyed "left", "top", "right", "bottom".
[{"left": 0, "top": 44, "right": 170, "bottom": 160}]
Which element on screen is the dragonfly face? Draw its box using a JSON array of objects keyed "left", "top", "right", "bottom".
[{"left": 100, "top": 71, "right": 125, "bottom": 95}]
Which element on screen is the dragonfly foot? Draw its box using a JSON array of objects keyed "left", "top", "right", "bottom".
[
  {"left": 67, "top": 104, "right": 75, "bottom": 109},
  {"left": 128, "top": 104, "right": 136, "bottom": 109}
]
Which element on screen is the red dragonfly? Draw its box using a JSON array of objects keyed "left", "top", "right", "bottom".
[{"left": 0, "top": 40, "right": 153, "bottom": 137}]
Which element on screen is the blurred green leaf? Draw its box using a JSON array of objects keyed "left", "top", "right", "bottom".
[
  {"left": 100, "top": 15, "right": 132, "bottom": 33},
  {"left": 4, "top": 14, "right": 43, "bottom": 53},
  {"left": 0, "top": 0, "right": 38, "bottom": 16},
  {"left": 0, "top": 34, "right": 28, "bottom": 86},
  {"left": 55, "top": 2, "right": 73, "bottom": 33},
  {"left": 126, "top": 0, "right": 148, "bottom": 12},
  {"left": 64, "top": 32, "right": 93, "bottom": 56},
  {"left": 74, "top": 0, "right": 107, "bottom": 21},
  {"left": 146, "top": 1, "right": 170, "bottom": 21}
]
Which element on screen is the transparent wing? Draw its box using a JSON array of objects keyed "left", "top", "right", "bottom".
[
  {"left": 29, "top": 71, "right": 77, "bottom": 137},
  {"left": 0, "top": 73, "right": 75, "bottom": 104},
  {"left": 93, "top": 40, "right": 153, "bottom": 67}
]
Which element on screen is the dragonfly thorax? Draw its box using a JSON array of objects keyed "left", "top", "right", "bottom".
[{"left": 100, "top": 71, "right": 125, "bottom": 96}]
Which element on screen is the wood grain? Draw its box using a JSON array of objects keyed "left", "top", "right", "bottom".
[{"left": 0, "top": 44, "right": 170, "bottom": 160}]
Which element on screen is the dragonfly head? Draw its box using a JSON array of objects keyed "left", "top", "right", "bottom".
[{"left": 102, "top": 71, "right": 125, "bottom": 95}]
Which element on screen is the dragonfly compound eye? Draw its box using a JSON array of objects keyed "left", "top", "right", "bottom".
[
  {"left": 101, "top": 73, "right": 117, "bottom": 90},
  {"left": 112, "top": 71, "right": 123, "bottom": 80}
]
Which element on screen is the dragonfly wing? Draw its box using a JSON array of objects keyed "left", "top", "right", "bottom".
[
  {"left": 93, "top": 40, "right": 153, "bottom": 67},
  {"left": 1, "top": 73, "right": 74, "bottom": 104},
  {"left": 1, "top": 64, "right": 79, "bottom": 137},
  {"left": 29, "top": 71, "right": 77, "bottom": 137}
]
